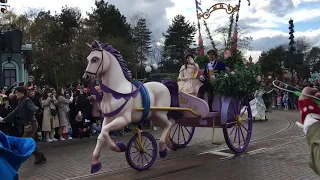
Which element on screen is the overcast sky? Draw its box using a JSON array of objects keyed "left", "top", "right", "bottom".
[{"left": 8, "top": 0, "right": 320, "bottom": 62}]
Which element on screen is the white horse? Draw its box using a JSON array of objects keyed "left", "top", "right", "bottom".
[{"left": 82, "top": 41, "right": 178, "bottom": 173}]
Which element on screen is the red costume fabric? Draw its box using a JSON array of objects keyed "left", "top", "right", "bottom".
[{"left": 298, "top": 98, "right": 320, "bottom": 124}]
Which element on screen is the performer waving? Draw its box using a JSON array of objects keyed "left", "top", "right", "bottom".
[{"left": 197, "top": 49, "right": 226, "bottom": 112}]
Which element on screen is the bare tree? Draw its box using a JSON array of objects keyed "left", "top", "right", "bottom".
[
  {"left": 149, "top": 40, "right": 164, "bottom": 64},
  {"left": 295, "top": 36, "right": 311, "bottom": 54},
  {"left": 128, "top": 11, "right": 149, "bottom": 28},
  {"left": 215, "top": 25, "right": 253, "bottom": 50}
]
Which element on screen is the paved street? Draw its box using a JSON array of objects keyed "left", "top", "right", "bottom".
[{"left": 18, "top": 110, "right": 319, "bottom": 180}]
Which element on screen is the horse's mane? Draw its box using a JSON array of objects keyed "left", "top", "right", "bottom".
[{"left": 90, "top": 41, "right": 132, "bottom": 81}]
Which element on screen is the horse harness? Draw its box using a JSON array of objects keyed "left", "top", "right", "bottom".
[{"left": 87, "top": 50, "right": 150, "bottom": 123}]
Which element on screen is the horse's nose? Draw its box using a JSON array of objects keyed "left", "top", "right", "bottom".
[{"left": 82, "top": 73, "right": 90, "bottom": 81}]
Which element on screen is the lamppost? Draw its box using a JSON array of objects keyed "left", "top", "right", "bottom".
[{"left": 145, "top": 65, "right": 152, "bottom": 81}]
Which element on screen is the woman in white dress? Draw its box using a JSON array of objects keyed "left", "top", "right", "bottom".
[
  {"left": 177, "top": 53, "right": 203, "bottom": 96},
  {"left": 250, "top": 85, "right": 267, "bottom": 121}
]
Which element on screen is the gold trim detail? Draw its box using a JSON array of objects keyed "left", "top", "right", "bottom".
[{"left": 198, "top": 3, "right": 239, "bottom": 19}]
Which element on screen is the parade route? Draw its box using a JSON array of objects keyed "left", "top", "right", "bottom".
[{"left": 19, "top": 110, "right": 318, "bottom": 180}]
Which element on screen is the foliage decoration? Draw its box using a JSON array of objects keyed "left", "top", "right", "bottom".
[
  {"left": 214, "top": 63, "right": 261, "bottom": 97},
  {"left": 226, "top": 12, "right": 235, "bottom": 50},
  {"left": 223, "top": 50, "right": 243, "bottom": 69},
  {"left": 216, "top": 15, "right": 261, "bottom": 98}
]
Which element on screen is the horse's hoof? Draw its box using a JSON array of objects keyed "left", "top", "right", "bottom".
[
  {"left": 116, "top": 142, "right": 127, "bottom": 152},
  {"left": 159, "top": 148, "right": 168, "bottom": 158},
  {"left": 167, "top": 138, "right": 178, "bottom": 151},
  {"left": 91, "top": 162, "right": 102, "bottom": 174},
  {"left": 171, "top": 141, "right": 178, "bottom": 151}
]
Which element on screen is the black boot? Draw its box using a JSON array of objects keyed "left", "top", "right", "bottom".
[{"left": 34, "top": 152, "right": 46, "bottom": 164}]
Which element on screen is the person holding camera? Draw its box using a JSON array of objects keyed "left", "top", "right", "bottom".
[
  {"left": 41, "top": 88, "right": 60, "bottom": 142},
  {"left": 1, "top": 86, "right": 46, "bottom": 164}
]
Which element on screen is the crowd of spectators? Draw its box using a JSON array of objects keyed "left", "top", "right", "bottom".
[{"left": 0, "top": 76, "right": 145, "bottom": 142}]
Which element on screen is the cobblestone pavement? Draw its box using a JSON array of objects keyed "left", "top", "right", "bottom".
[{"left": 18, "top": 110, "right": 311, "bottom": 180}]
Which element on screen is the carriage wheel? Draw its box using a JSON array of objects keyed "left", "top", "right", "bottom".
[
  {"left": 222, "top": 97, "right": 253, "bottom": 153},
  {"left": 169, "top": 119, "right": 195, "bottom": 148},
  {"left": 125, "top": 132, "right": 158, "bottom": 171}
]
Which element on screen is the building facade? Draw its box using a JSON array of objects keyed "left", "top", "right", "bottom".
[{"left": 0, "top": 44, "right": 32, "bottom": 88}]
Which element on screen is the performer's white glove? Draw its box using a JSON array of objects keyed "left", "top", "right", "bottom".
[
  {"left": 296, "top": 122, "right": 304, "bottom": 129},
  {"left": 211, "top": 75, "right": 216, "bottom": 79},
  {"left": 199, "top": 75, "right": 205, "bottom": 81}
]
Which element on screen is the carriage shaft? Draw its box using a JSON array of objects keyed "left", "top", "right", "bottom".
[{"left": 136, "top": 107, "right": 201, "bottom": 117}]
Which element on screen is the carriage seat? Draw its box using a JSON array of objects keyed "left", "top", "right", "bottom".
[{"left": 196, "top": 69, "right": 222, "bottom": 112}]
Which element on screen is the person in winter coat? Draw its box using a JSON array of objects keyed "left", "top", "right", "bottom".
[
  {"left": 41, "top": 88, "right": 59, "bottom": 142},
  {"left": 56, "top": 88, "right": 73, "bottom": 140},
  {"left": 2, "top": 86, "right": 46, "bottom": 164}
]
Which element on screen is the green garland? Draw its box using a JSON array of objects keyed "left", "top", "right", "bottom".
[
  {"left": 214, "top": 63, "right": 261, "bottom": 97},
  {"left": 224, "top": 50, "right": 243, "bottom": 69},
  {"left": 203, "top": 20, "right": 217, "bottom": 52}
]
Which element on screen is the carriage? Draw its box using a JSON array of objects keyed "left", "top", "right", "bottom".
[
  {"left": 125, "top": 70, "right": 253, "bottom": 170},
  {"left": 83, "top": 41, "right": 253, "bottom": 174}
]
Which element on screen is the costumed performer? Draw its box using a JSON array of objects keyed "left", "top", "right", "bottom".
[
  {"left": 262, "top": 81, "right": 275, "bottom": 120},
  {"left": 250, "top": 83, "right": 267, "bottom": 120},
  {"left": 197, "top": 49, "right": 226, "bottom": 112},
  {"left": 296, "top": 86, "right": 320, "bottom": 176},
  {"left": 177, "top": 53, "right": 203, "bottom": 95},
  {"left": 0, "top": 130, "right": 36, "bottom": 180}
]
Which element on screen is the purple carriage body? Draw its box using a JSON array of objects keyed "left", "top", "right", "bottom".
[{"left": 169, "top": 69, "right": 253, "bottom": 153}]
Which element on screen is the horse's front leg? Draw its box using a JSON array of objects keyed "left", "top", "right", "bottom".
[
  {"left": 102, "top": 115, "right": 130, "bottom": 152},
  {"left": 91, "top": 117, "right": 110, "bottom": 173}
]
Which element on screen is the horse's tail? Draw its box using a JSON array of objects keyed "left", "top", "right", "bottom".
[{"left": 162, "top": 80, "right": 184, "bottom": 120}]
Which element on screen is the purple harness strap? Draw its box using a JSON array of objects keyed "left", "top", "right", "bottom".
[{"left": 91, "top": 81, "right": 143, "bottom": 117}]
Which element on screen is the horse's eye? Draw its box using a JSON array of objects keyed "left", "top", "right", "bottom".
[{"left": 92, "top": 57, "right": 99, "bottom": 62}]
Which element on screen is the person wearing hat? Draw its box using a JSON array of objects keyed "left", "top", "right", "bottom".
[
  {"left": 2, "top": 86, "right": 46, "bottom": 164},
  {"left": 198, "top": 49, "right": 226, "bottom": 111},
  {"left": 177, "top": 53, "right": 203, "bottom": 95}
]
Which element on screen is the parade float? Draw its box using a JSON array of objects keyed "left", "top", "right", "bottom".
[
  {"left": 83, "top": 0, "right": 258, "bottom": 175},
  {"left": 195, "top": 0, "right": 261, "bottom": 98}
]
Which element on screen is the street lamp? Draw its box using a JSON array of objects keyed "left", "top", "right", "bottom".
[
  {"left": 145, "top": 66, "right": 152, "bottom": 73},
  {"left": 145, "top": 65, "right": 152, "bottom": 81},
  {"left": 152, "top": 64, "right": 158, "bottom": 70}
]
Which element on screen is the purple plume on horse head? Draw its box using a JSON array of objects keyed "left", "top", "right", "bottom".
[{"left": 87, "top": 40, "right": 132, "bottom": 81}]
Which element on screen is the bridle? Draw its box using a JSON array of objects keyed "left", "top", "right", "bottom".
[
  {"left": 85, "top": 49, "right": 105, "bottom": 78},
  {"left": 84, "top": 47, "right": 143, "bottom": 118}
]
